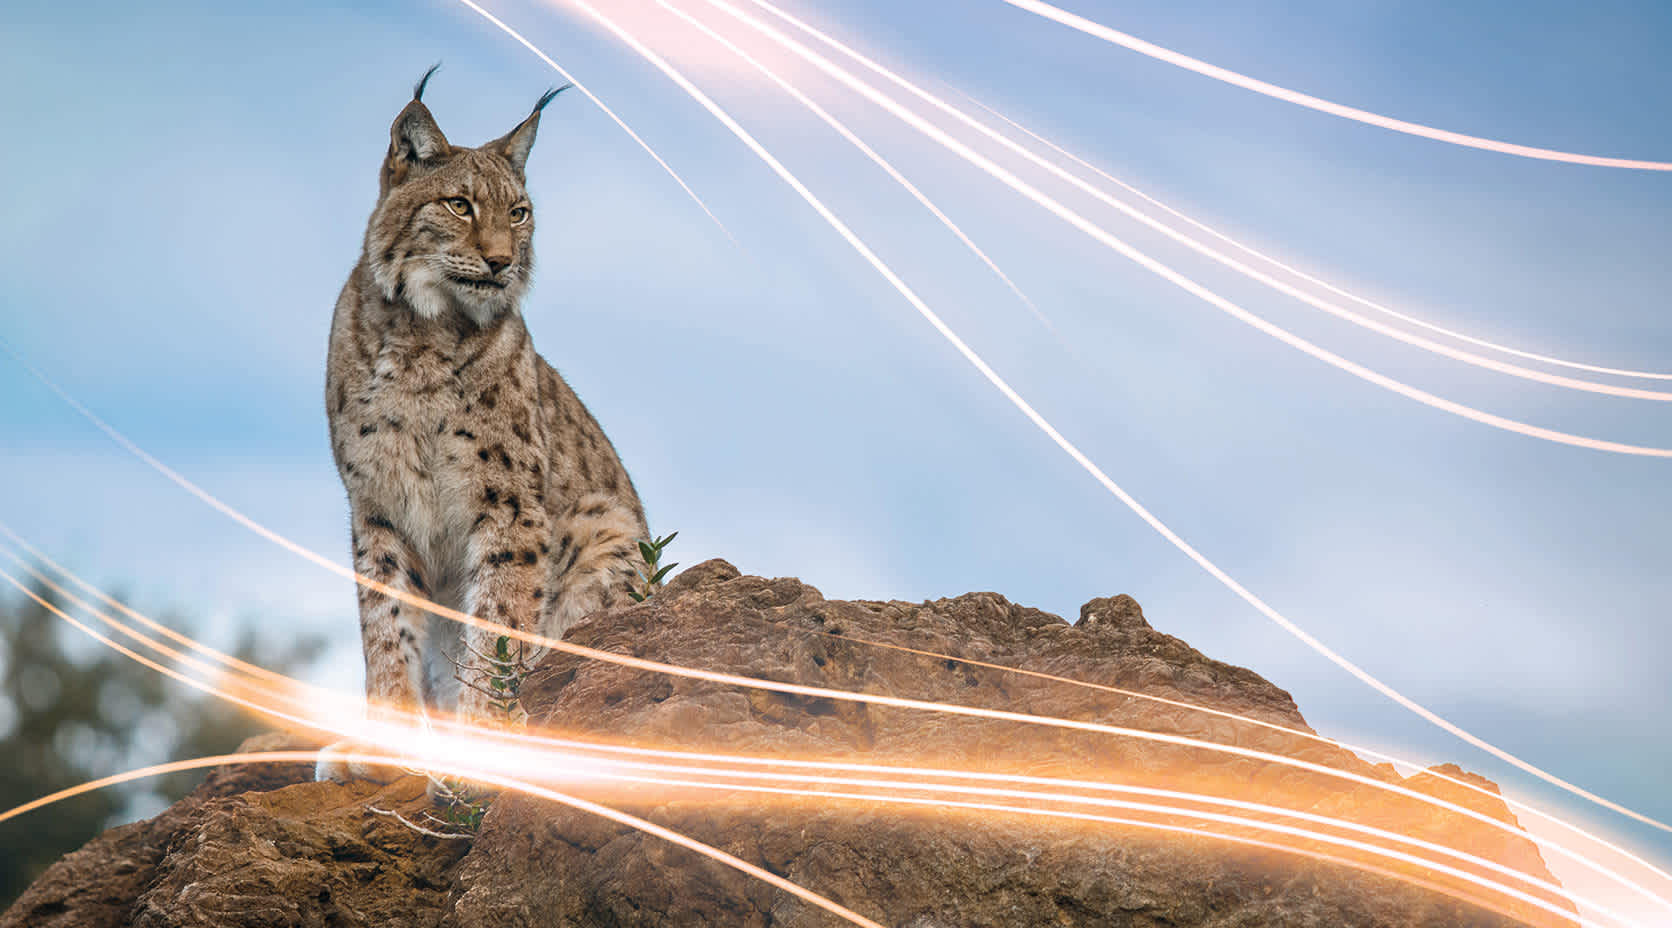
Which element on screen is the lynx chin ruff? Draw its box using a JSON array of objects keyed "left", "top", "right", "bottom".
[{"left": 316, "top": 68, "right": 648, "bottom": 783}]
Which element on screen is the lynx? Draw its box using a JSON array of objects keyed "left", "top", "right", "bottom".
[{"left": 316, "top": 68, "right": 648, "bottom": 781}]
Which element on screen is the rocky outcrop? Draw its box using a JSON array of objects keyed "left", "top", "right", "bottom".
[{"left": 4, "top": 561, "right": 1573, "bottom": 927}]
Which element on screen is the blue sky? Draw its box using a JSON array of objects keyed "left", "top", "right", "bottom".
[{"left": 3, "top": 0, "right": 1670, "bottom": 915}]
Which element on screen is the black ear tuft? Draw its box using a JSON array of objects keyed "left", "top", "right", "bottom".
[
  {"left": 488, "top": 85, "right": 571, "bottom": 176},
  {"left": 414, "top": 62, "right": 442, "bottom": 101},
  {"left": 532, "top": 83, "right": 572, "bottom": 114}
]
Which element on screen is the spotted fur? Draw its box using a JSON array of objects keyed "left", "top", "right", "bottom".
[{"left": 316, "top": 72, "right": 647, "bottom": 782}]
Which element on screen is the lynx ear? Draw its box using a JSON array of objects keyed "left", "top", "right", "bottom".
[
  {"left": 381, "top": 65, "right": 452, "bottom": 195},
  {"left": 488, "top": 84, "right": 570, "bottom": 176}
]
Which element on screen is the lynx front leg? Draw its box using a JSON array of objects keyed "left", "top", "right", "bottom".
[
  {"left": 457, "top": 486, "right": 551, "bottom": 727},
  {"left": 316, "top": 511, "right": 430, "bottom": 783},
  {"left": 544, "top": 493, "right": 646, "bottom": 639}
]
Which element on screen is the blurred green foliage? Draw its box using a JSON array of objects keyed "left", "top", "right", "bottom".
[{"left": 0, "top": 574, "right": 322, "bottom": 906}]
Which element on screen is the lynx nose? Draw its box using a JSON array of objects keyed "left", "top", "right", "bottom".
[{"left": 485, "top": 256, "right": 511, "bottom": 276}]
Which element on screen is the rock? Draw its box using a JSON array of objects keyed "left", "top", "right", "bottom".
[{"left": 4, "top": 561, "right": 1575, "bottom": 927}]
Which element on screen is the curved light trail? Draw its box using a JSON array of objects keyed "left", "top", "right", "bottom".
[
  {"left": 959, "top": 94, "right": 1672, "bottom": 383},
  {"left": 717, "top": 0, "right": 1672, "bottom": 446},
  {"left": 999, "top": 0, "right": 1672, "bottom": 172},
  {"left": 0, "top": 748, "right": 1616, "bottom": 927},
  {"left": 14, "top": 517, "right": 1670, "bottom": 916},
  {"left": 0, "top": 750, "right": 884, "bottom": 928},
  {"left": 11, "top": 545, "right": 1671, "bottom": 922}
]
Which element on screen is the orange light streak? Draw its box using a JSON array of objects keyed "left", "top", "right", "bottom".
[
  {"left": 958, "top": 93, "right": 1672, "bottom": 383},
  {"left": 0, "top": 533, "right": 323, "bottom": 697},
  {"left": 568, "top": 757, "right": 1593, "bottom": 915},
  {"left": 664, "top": 0, "right": 1672, "bottom": 830},
  {"left": 0, "top": 750, "right": 1599, "bottom": 928},
  {"left": 9, "top": 551, "right": 1665, "bottom": 924},
  {"left": 450, "top": 0, "right": 733, "bottom": 238},
  {"left": 999, "top": 0, "right": 1672, "bottom": 172},
  {"left": 672, "top": 612, "right": 1672, "bottom": 908},
  {"left": 718, "top": 0, "right": 1672, "bottom": 452},
  {"left": 612, "top": 774, "right": 1596, "bottom": 927},
  {"left": 21, "top": 524, "right": 1670, "bottom": 919},
  {"left": 0, "top": 751, "right": 885, "bottom": 928}
]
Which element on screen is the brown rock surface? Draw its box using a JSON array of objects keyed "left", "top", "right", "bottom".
[{"left": 4, "top": 561, "right": 1574, "bottom": 927}]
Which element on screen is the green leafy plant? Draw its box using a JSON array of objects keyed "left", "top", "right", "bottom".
[{"left": 628, "top": 531, "right": 679, "bottom": 602}]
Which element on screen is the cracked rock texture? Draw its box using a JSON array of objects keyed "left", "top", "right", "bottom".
[{"left": 4, "top": 560, "right": 1573, "bottom": 927}]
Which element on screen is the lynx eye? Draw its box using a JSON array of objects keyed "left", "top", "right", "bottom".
[
  {"left": 509, "top": 206, "right": 530, "bottom": 225},
  {"left": 443, "top": 197, "right": 472, "bottom": 218}
]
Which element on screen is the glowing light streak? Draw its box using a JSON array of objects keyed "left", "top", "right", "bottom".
[
  {"left": 0, "top": 567, "right": 344, "bottom": 738},
  {"left": 0, "top": 750, "right": 1606, "bottom": 928},
  {"left": 11, "top": 546, "right": 1668, "bottom": 921},
  {"left": 559, "top": 757, "right": 1596, "bottom": 917},
  {"left": 674, "top": 0, "right": 1672, "bottom": 829},
  {"left": 730, "top": 614, "right": 1672, "bottom": 903},
  {"left": 24, "top": 528, "right": 1671, "bottom": 918},
  {"left": 451, "top": 0, "right": 732, "bottom": 238},
  {"left": 959, "top": 93, "right": 1672, "bottom": 383},
  {"left": 612, "top": 775, "right": 1602, "bottom": 927},
  {"left": 0, "top": 751, "right": 885, "bottom": 928},
  {"left": 0, "top": 529, "right": 324, "bottom": 697},
  {"left": 0, "top": 567, "right": 1562, "bottom": 927},
  {"left": 726, "top": 0, "right": 1672, "bottom": 442},
  {"left": 999, "top": 0, "right": 1672, "bottom": 172}
]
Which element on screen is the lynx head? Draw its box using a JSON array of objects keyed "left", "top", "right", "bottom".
[{"left": 364, "top": 66, "right": 568, "bottom": 327}]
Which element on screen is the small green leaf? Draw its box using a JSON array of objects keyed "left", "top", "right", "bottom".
[
  {"left": 651, "top": 564, "right": 676, "bottom": 584},
  {"left": 660, "top": 531, "right": 678, "bottom": 546},
  {"left": 638, "top": 541, "right": 656, "bottom": 563},
  {"left": 628, "top": 591, "right": 645, "bottom": 602}
]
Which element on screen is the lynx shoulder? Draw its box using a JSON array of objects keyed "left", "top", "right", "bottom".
[{"left": 318, "top": 69, "right": 647, "bottom": 781}]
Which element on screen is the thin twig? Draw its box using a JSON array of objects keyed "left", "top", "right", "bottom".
[{"left": 366, "top": 804, "right": 475, "bottom": 840}]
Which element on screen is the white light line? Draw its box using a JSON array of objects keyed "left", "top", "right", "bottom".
[
  {"left": 1001, "top": 0, "right": 1672, "bottom": 171},
  {"left": 959, "top": 92, "right": 1672, "bottom": 383}
]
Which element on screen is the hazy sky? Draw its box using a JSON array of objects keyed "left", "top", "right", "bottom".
[{"left": 3, "top": 0, "right": 1669, "bottom": 917}]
